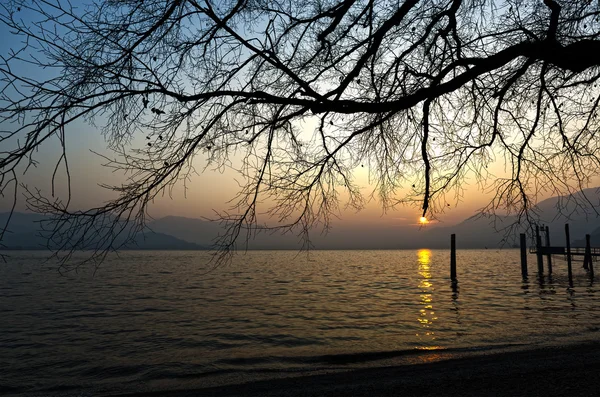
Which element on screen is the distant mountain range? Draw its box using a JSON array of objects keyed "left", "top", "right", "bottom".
[
  {"left": 421, "top": 188, "right": 600, "bottom": 249},
  {"left": 0, "top": 212, "right": 203, "bottom": 250},
  {"left": 1, "top": 187, "right": 599, "bottom": 250},
  {"left": 574, "top": 225, "right": 600, "bottom": 247},
  {"left": 146, "top": 188, "right": 600, "bottom": 249}
]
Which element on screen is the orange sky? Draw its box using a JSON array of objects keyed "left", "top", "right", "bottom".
[
  {"left": 2, "top": 102, "right": 597, "bottom": 229},
  {"left": 0, "top": 118, "right": 570, "bottom": 229}
]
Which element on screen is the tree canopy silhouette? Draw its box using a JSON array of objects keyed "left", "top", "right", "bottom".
[{"left": 2, "top": 0, "right": 600, "bottom": 267}]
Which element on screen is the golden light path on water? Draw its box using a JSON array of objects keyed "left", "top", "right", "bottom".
[{"left": 416, "top": 249, "right": 441, "bottom": 351}]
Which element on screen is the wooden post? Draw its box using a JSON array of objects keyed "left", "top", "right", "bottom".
[
  {"left": 586, "top": 234, "right": 594, "bottom": 277},
  {"left": 450, "top": 234, "right": 457, "bottom": 281},
  {"left": 565, "top": 224, "right": 573, "bottom": 285},
  {"left": 545, "top": 226, "right": 552, "bottom": 274},
  {"left": 536, "top": 225, "right": 543, "bottom": 274},
  {"left": 520, "top": 233, "right": 528, "bottom": 278},
  {"left": 583, "top": 234, "right": 590, "bottom": 270}
]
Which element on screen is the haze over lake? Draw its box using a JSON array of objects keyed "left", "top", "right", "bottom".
[{"left": 2, "top": 249, "right": 599, "bottom": 396}]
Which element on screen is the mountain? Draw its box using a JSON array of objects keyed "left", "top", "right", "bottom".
[
  {"left": 422, "top": 187, "right": 600, "bottom": 249},
  {"left": 0, "top": 213, "right": 204, "bottom": 250},
  {"left": 148, "top": 188, "right": 600, "bottom": 250},
  {"left": 421, "top": 214, "right": 523, "bottom": 249},
  {"left": 147, "top": 215, "right": 308, "bottom": 249},
  {"left": 147, "top": 216, "right": 435, "bottom": 249},
  {"left": 0, "top": 212, "right": 48, "bottom": 234},
  {"left": 2, "top": 187, "right": 600, "bottom": 250},
  {"left": 532, "top": 187, "right": 600, "bottom": 245},
  {"left": 147, "top": 216, "right": 222, "bottom": 248},
  {"left": 573, "top": 226, "right": 600, "bottom": 247}
]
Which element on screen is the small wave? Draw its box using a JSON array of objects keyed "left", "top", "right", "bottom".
[
  {"left": 216, "top": 348, "right": 432, "bottom": 367},
  {"left": 80, "top": 364, "right": 145, "bottom": 379},
  {"left": 207, "top": 332, "right": 323, "bottom": 348},
  {"left": 2, "top": 341, "right": 48, "bottom": 350},
  {"left": 33, "top": 383, "right": 82, "bottom": 394},
  {"left": 63, "top": 312, "right": 111, "bottom": 319},
  {"left": 141, "top": 367, "right": 236, "bottom": 381},
  {"left": 215, "top": 343, "right": 528, "bottom": 368},
  {"left": 175, "top": 339, "right": 243, "bottom": 350}
]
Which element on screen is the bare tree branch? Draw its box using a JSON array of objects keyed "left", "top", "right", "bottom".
[{"left": 1, "top": 0, "right": 600, "bottom": 269}]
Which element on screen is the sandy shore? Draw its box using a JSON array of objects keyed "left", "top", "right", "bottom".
[{"left": 116, "top": 342, "right": 600, "bottom": 397}]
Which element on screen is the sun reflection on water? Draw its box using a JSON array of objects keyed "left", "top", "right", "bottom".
[{"left": 416, "top": 249, "right": 438, "bottom": 348}]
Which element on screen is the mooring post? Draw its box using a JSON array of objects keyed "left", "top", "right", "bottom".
[
  {"left": 586, "top": 234, "right": 594, "bottom": 277},
  {"left": 450, "top": 234, "right": 457, "bottom": 281},
  {"left": 536, "top": 225, "right": 543, "bottom": 274},
  {"left": 520, "top": 233, "right": 528, "bottom": 278},
  {"left": 565, "top": 224, "right": 573, "bottom": 285},
  {"left": 584, "top": 234, "right": 591, "bottom": 270},
  {"left": 545, "top": 225, "right": 552, "bottom": 274}
]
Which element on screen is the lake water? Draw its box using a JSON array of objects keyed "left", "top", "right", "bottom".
[{"left": 1, "top": 249, "right": 600, "bottom": 396}]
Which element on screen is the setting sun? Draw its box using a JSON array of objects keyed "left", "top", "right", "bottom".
[{"left": 419, "top": 217, "right": 428, "bottom": 224}]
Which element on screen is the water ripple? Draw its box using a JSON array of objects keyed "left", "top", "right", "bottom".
[{"left": 1, "top": 249, "right": 600, "bottom": 395}]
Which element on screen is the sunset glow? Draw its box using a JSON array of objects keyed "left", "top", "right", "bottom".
[{"left": 419, "top": 217, "right": 428, "bottom": 225}]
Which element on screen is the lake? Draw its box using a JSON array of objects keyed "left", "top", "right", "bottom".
[{"left": 1, "top": 249, "right": 599, "bottom": 395}]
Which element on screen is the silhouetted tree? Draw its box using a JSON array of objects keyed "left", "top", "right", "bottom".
[{"left": 2, "top": 0, "right": 600, "bottom": 268}]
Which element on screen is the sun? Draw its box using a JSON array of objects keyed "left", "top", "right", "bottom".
[{"left": 419, "top": 217, "right": 428, "bottom": 225}]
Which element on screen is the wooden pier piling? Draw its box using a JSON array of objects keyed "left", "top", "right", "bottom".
[
  {"left": 450, "top": 234, "right": 457, "bottom": 281},
  {"left": 583, "top": 234, "right": 591, "bottom": 270},
  {"left": 585, "top": 234, "right": 594, "bottom": 277},
  {"left": 520, "top": 233, "right": 528, "bottom": 278},
  {"left": 545, "top": 226, "right": 552, "bottom": 274},
  {"left": 565, "top": 224, "right": 573, "bottom": 284},
  {"left": 535, "top": 225, "right": 544, "bottom": 274},
  {"left": 524, "top": 225, "right": 599, "bottom": 279}
]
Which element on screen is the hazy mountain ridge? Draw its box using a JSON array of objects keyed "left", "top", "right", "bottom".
[
  {"left": 573, "top": 225, "right": 600, "bottom": 247},
  {"left": 147, "top": 187, "right": 600, "bottom": 249},
  {"left": 2, "top": 187, "right": 599, "bottom": 250},
  {"left": 147, "top": 215, "right": 309, "bottom": 249},
  {"left": 0, "top": 213, "right": 204, "bottom": 250},
  {"left": 423, "top": 187, "right": 600, "bottom": 248}
]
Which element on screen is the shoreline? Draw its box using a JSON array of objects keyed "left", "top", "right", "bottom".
[{"left": 113, "top": 342, "right": 600, "bottom": 397}]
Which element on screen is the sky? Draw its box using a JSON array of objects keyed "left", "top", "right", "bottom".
[
  {"left": 1, "top": 2, "right": 597, "bottom": 237},
  {"left": 0, "top": 11, "right": 488, "bottom": 229},
  {"left": 0, "top": 118, "right": 488, "bottom": 226}
]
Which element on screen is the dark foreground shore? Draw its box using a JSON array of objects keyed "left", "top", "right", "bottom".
[{"left": 116, "top": 343, "right": 600, "bottom": 397}]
